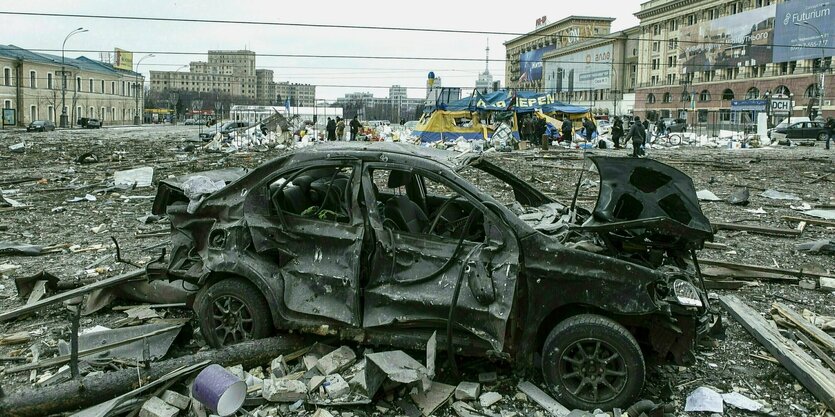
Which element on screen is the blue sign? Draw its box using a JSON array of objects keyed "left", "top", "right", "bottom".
[
  {"left": 773, "top": 1, "right": 834, "bottom": 62},
  {"left": 731, "top": 100, "right": 768, "bottom": 111},
  {"left": 519, "top": 45, "right": 556, "bottom": 82}
]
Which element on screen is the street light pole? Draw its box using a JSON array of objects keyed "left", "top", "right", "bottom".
[
  {"left": 60, "top": 27, "right": 87, "bottom": 128},
  {"left": 794, "top": 21, "right": 826, "bottom": 118},
  {"left": 134, "top": 54, "right": 155, "bottom": 125}
]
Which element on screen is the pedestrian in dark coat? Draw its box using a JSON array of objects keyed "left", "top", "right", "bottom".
[
  {"left": 582, "top": 118, "right": 596, "bottom": 142},
  {"left": 625, "top": 116, "right": 647, "bottom": 157},
  {"left": 349, "top": 116, "right": 362, "bottom": 141},
  {"left": 326, "top": 117, "right": 336, "bottom": 141},
  {"left": 560, "top": 117, "right": 573, "bottom": 143},
  {"left": 611, "top": 117, "right": 624, "bottom": 149}
]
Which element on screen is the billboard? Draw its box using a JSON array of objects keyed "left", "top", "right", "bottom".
[
  {"left": 114, "top": 48, "right": 133, "bottom": 71},
  {"left": 543, "top": 44, "right": 613, "bottom": 92},
  {"left": 678, "top": 5, "right": 775, "bottom": 73},
  {"left": 773, "top": 1, "right": 834, "bottom": 62},
  {"left": 519, "top": 45, "right": 556, "bottom": 82}
]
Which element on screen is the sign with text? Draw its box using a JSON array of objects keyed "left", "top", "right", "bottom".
[
  {"left": 773, "top": 1, "right": 834, "bottom": 62},
  {"left": 678, "top": 5, "right": 775, "bottom": 73},
  {"left": 114, "top": 48, "right": 133, "bottom": 71},
  {"left": 543, "top": 44, "right": 613, "bottom": 92},
  {"left": 731, "top": 99, "right": 767, "bottom": 111},
  {"left": 519, "top": 45, "right": 556, "bottom": 82},
  {"left": 769, "top": 98, "right": 792, "bottom": 114}
]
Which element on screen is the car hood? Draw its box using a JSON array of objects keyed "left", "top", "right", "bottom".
[
  {"left": 151, "top": 167, "right": 249, "bottom": 215},
  {"left": 576, "top": 156, "right": 713, "bottom": 250}
]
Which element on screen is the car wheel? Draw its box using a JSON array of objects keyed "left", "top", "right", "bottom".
[
  {"left": 818, "top": 132, "right": 828, "bottom": 141},
  {"left": 541, "top": 314, "right": 645, "bottom": 410},
  {"left": 195, "top": 277, "right": 272, "bottom": 348}
]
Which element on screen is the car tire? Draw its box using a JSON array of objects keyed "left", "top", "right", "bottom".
[
  {"left": 195, "top": 277, "right": 272, "bottom": 348},
  {"left": 541, "top": 314, "right": 645, "bottom": 410},
  {"left": 818, "top": 132, "right": 828, "bottom": 141}
]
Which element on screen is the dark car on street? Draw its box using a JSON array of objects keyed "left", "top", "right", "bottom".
[
  {"left": 771, "top": 121, "right": 829, "bottom": 144},
  {"left": 26, "top": 120, "right": 55, "bottom": 132},
  {"left": 77, "top": 117, "right": 102, "bottom": 129},
  {"left": 149, "top": 143, "right": 717, "bottom": 410},
  {"left": 662, "top": 118, "right": 687, "bottom": 133}
]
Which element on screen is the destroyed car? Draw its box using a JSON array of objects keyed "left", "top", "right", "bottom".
[{"left": 150, "top": 142, "right": 717, "bottom": 410}]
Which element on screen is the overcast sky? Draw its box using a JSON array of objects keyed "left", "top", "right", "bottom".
[{"left": 2, "top": 1, "right": 643, "bottom": 100}]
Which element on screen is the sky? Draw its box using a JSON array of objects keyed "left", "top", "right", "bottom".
[{"left": 1, "top": 1, "right": 643, "bottom": 100}]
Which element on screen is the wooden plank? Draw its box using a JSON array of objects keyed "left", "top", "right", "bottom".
[
  {"left": 773, "top": 303, "right": 835, "bottom": 354},
  {"left": 719, "top": 295, "right": 835, "bottom": 410},
  {"left": 793, "top": 331, "right": 835, "bottom": 372},
  {"left": 0, "top": 269, "right": 145, "bottom": 322},
  {"left": 712, "top": 222, "right": 802, "bottom": 237},
  {"left": 782, "top": 215, "right": 835, "bottom": 228},
  {"left": 698, "top": 259, "right": 835, "bottom": 280}
]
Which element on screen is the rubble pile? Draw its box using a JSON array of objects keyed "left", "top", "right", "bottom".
[{"left": 0, "top": 126, "right": 834, "bottom": 416}]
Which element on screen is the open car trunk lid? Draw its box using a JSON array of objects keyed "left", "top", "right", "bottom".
[{"left": 151, "top": 168, "right": 249, "bottom": 215}]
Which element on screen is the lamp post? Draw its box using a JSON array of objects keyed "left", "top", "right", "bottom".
[
  {"left": 60, "top": 27, "right": 87, "bottom": 128},
  {"left": 794, "top": 21, "right": 826, "bottom": 119},
  {"left": 134, "top": 54, "right": 154, "bottom": 125}
]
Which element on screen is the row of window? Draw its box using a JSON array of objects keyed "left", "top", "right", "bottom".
[
  {"left": 650, "top": 0, "right": 770, "bottom": 35},
  {"left": 3, "top": 100, "right": 137, "bottom": 122},
  {"left": 2, "top": 67, "right": 139, "bottom": 96},
  {"left": 646, "top": 84, "right": 817, "bottom": 103}
]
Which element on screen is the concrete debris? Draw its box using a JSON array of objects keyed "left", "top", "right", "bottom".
[
  {"left": 454, "top": 381, "right": 481, "bottom": 401},
  {"left": 760, "top": 189, "right": 800, "bottom": 200},
  {"left": 696, "top": 189, "right": 722, "bottom": 201},
  {"left": 262, "top": 378, "right": 307, "bottom": 402},
  {"left": 308, "top": 375, "right": 326, "bottom": 392},
  {"left": 316, "top": 346, "right": 356, "bottom": 376},
  {"left": 138, "top": 396, "right": 179, "bottom": 417},
  {"left": 311, "top": 408, "right": 334, "bottom": 417},
  {"left": 365, "top": 350, "right": 431, "bottom": 392},
  {"left": 410, "top": 382, "right": 455, "bottom": 417},
  {"left": 478, "top": 372, "right": 498, "bottom": 383},
  {"left": 721, "top": 392, "right": 763, "bottom": 411},
  {"left": 270, "top": 355, "right": 289, "bottom": 378},
  {"left": 323, "top": 374, "right": 350, "bottom": 399},
  {"left": 796, "top": 239, "right": 835, "bottom": 254},
  {"left": 161, "top": 390, "right": 191, "bottom": 410},
  {"left": 66, "top": 194, "right": 97, "bottom": 203},
  {"left": 726, "top": 187, "right": 750, "bottom": 206},
  {"left": 0, "top": 241, "right": 43, "bottom": 256},
  {"left": 114, "top": 166, "right": 154, "bottom": 188},
  {"left": 479, "top": 391, "right": 503, "bottom": 408},
  {"left": 684, "top": 386, "right": 723, "bottom": 413},
  {"left": 516, "top": 381, "right": 570, "bottom": 417},
  {"left": 803, "top": 209, "right": 835, "bottom": 220}
]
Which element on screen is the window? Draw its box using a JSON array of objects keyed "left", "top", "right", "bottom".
[
  {"left": 698, "top": 109, "right": 708, "bottom": 122},
  {"left": 652, "top": 41, "right": 660, "bottom": 52},
  {"left": 3, "top": 67, "right": 10, "bottom": 86},
  {"left": 668, "top": 19, "right": 678, "bottom": 31},
  {"left": 111, "top": 81, "right": 116, "bottom": 94},
  {"left": 805, "top": 84, "right": 820, "bottom": 98},
  {"left": 30, "top": 105, "right": 37, "bottom": 122},
  {"left": 76, "top": 77, "right": 81, "bottom": 91},
  {"left": 668, "top": 38, "right": 678, "bottom": 49},
  {"left": 719, "top": 109, "right": 731, "bottom": 122},
  {"left": 101, "top": 80, "right": 105, "bottom": 93},
  {"left": 48, "top": 105, "right": 54, "bottom": 122},
  {"left": 663, "top": 92, "right": 672, "bottom": 103},
  {"left": 667, "top": 56, "right": 676, "bottom": 67},
  {"left": 681, "top": 92, "right": 692, "bottom": 102},
  {"left": 3, "top": 100, "right": 11, "bottom": 109},
  {"left": 111, "top": 107, "right": 116, "bottom": 121},
  {"left": 47, "top": 73, "right": 53, "bottom": 89},
  {"left": 270, "top": 165, "right": 354, "bottom": 223},
  {"left": 699, "top": 90, "right": 711, "bottom": 101},
  {"left": 89, "top": 78, "right": 94, "bottom": 92},
  {"left": 30, "top": 70, "right": 36, "bottom": 88},
  {"left": 746, "top": 87, "right": 760, "bottom": 99},
  {"left": 687, "top": 14, "right": 698, "bottom": 25},
  {"left": 101, "top": 107, "right": 106, "bottom": 119},
  {"left": 722, "top": 89, "right": 735, "bottom": 100},
  {"left": 647, "top": 93, "right": 656, "bottom": 104},
  {"left": 653, "top": 25, "right": 661, "bottom": 36}
]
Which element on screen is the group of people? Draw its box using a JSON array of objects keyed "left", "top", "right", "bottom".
[{"left": 325, "top": 115, "right": 364, "bottom": 141}]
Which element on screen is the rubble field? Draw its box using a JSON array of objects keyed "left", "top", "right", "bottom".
[{"left": 0, "top": 125, "right": 834, "bottom": 417}]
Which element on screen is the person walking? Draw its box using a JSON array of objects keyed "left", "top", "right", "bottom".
[
  {"left": 335, "top": 117, "right": 346, "bottom": 141},
  {"left": 625, "top": 116, "right": 646, "bottom": 157},
  {"left": 583, "top": 117, "right": 596, "bottom": 142},
  {"left": 521, "top": 116, "right": 533, "bottom": 142},
  {"left": 611, "top": 116, "right": 624, "bottom": 149},
  {"left": 654, "top": 118, "right": 666, "bottom": 142},
  {"left": 326, "top": 117, "right": 336, "bottom": 141},
  {"left": 560, "top": 117, "right": 573, "bottom": 144},
  {"left": 826, "top": 117, "right": 834, "bottom": 150},
  {"left": 349, "top": 115, "right": 362, "bottom": 141}
]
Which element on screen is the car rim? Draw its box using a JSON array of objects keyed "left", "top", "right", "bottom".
[
  {"left": 558, "top": 338, "right": 628, "bottom": 403},
  {"left": 212, "top": 295, "right": 254, "bottom": 344}
]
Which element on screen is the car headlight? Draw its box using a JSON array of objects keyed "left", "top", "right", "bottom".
[{"left": 673, "top": 279, "right": 703, "bottom": 307}]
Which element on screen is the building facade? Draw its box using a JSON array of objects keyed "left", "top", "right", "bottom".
[
  {"left": 150, "top": 50, "right": 259, "bottom": 100},
  {"left": 336, "top": 89, "right": 425, "bottom": 121},
  {"left": 541, "top": 26, "right": 641, "bottom": 116},
  {"left": 255, "top": 69, "right": 276, "bottom": 105},
  {"left": 504, "top": 16, "right": 617, "bottom": 91},
  {"left": 633, "top": 0, "right": 833, "bottom": 126},
  {"left": 1, "top": 45, "right": 141, "bottom": 127},
  {"left": 276, "top": 82, "right": 316, "bottom": 107}
]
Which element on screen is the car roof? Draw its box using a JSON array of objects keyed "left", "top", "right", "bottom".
[{"left": 286, "top": 142, "right": 472, "bottom": 170}]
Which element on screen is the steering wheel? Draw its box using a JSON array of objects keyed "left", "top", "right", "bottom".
[{"left": 427, "top": 198, "right": 460, "bottom": 236}]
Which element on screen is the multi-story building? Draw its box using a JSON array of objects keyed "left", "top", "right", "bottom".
[
  {"left": 504, "top": 16, "right": 617, "bottom": 91},
  {"left": 336, "top": 89, "right": 425, "bottom": 121},
  {"left": 475, "top": 43, "right": 496, "bottom": 94},
  {"left": 255, "top": 69, "right": 277, "bottom": 105},
  {"left": 1, "top": 44, "right": 141, "bottom": 127},
  {"left": 634, "top": 0, "right": 832, "bottom": 126},
  {"left": 276, "top": 82, "right": 316, "bottom": 107},
  {"left": 541, "top": 26, "right": 641, "bottom": 116},
  {"left": 150, "top": 50, "right": 258, "bottom": 100}
]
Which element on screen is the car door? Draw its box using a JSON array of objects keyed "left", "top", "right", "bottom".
[
  {"left": 359, "top": 163, "right": 520, "bottom": 352},
  {"left": 245, "top": 161, "right": 364, "bottom": 327}
]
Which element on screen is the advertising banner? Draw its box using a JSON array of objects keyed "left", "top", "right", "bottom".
[
  {"left": 543, "top": 44, "right": 613, "bottom": 92},
  {"left": 730, "top": 99, "right": 767, "bottom": 111},
  {"left": 773, "top": 1, "right": 834, "bottom": 62},
  {"left": 2, "top": 108, "right": 15, "bottom": 126},
  {"left": 678, "top": 5, "right": 775, "bottom": 73},
  {"left": 114, "top": 48, "right": 133, "bottom": 71},
  {"left": 519, "top": 45, "right": 556, "bottom": 82}
]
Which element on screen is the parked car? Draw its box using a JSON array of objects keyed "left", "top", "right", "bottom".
[
  {"left": 184, "top": 118, "right": 198, "bottom": 125},
  {"left": 770, "top": 121, "right": 829, "bottom": 144},
  {"left": 26, "top": 120, "right": 55, "bottom": 132},
  {"left": 77, "top": 117, "right": 101, "bottom": 129},
  {"left": 662, "top": 118, "right": 687, "bottom": 133},
  {"left": 767, "top": 117, "right": 810, "bottom": 139},
  {"left": 149, "top": 143, "right": 717, "bottom": 410},
  {"left": 220, "top": 121, "right": 249, "bottom": 135}
]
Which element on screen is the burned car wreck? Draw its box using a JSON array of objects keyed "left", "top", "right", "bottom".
[{"left": 149, "top": 142, "right": 717, "bottom": 410}]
